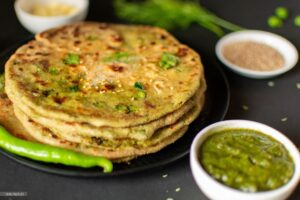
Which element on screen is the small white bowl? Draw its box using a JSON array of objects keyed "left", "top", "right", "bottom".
[
  {"left": 215, "top": 30, "right": 299, "bottom": 79},
  {"left": 15, "top": 0, "right": 89, "bottom": 33},
  {"left": 190, "top": 120, "right": 300, "bottom": 200}
]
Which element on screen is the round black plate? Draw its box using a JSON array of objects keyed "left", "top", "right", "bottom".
[{"left": 0, "top": 39, "right": 230, "bottom": 177}]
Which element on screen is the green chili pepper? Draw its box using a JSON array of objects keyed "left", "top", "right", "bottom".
[{"left": 0, "top": 126, "right": 113, "bottom": 173}]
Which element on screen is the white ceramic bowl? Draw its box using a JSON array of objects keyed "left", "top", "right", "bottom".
[
  {"left": 190, "top": 120, "right": 300, "bottom": 200},
  {"left": 15, "top": 0, "right": 89, "bottom": 33},
  {"left": 215, "top": 30, "right": 298, "bottom": 79}
]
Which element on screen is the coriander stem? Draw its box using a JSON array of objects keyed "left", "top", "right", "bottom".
[{"left": 209, "top": 15, "right": 244, "bottom": 31}]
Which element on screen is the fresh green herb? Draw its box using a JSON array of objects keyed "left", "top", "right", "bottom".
[
  {"left": 115, "top": 104, "right": 130, "bottom": 113},
  {"left": 103, "top": 52, "right": 130, "bottom": 63},
  {"left": 69, "top": 85, "right": 80, "bottom": 92},
  {"left": 134, "top": 82, "right": 144, "bottom": 90},
  {"left": 48, "top": 67, "right": 59, "bottom": 75},
  {"left": 0, "top": 125, "right": 113, "bottom": 173},
  {"left": 275, "top": 7, "right": 289, "bottom": 20},
  {"left": 86, "top": 35, "right": 99, "bottom": 41},
  {"left": 134, "top": 91, "right": 146, "bottom": 100},
  {"left": 113, "top": 0, "right": 243, "bottom": 36},
  {"left": 159, "top": 52, "right": 179, "bottom": 69},
  {"left": 0, "top": 74, "right": 5, "bottom": 93},
  {"left": 64, "top": 53, "right": 80, "bottom": 65},
  {"left": 294, "top": 15, "right": 300, "bottom": 27},
  {"left": 268, "top": 16, "right": 283, "bottom": 28}
]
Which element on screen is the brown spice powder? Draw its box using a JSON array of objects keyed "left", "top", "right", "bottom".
[{"left": 222, "top": 41, "right": 285, "bottom": 71}]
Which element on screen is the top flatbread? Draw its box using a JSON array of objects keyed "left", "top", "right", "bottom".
[{"left": 5, "top": 23, "right": 204, "bottom": 127}]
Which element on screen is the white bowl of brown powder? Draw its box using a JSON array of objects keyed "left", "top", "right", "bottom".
[{"left": 216, "top": 30, "right": 298, "bottom": 79}]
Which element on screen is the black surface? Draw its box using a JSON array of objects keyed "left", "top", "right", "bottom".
[
  {"left": 0, "top": 0, "right": 299, "bottom": 199},
  {"left": 0, "top": 40, "right": 229, "bottom": 176}
]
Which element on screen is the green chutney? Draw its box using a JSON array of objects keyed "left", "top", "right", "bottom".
[{"left": 200, "top": 128, "right": 294, "bottom": 192}]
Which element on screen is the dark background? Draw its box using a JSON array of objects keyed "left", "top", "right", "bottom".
[{"left": 0, "top": 0, "right": 299, "bottom": 199}]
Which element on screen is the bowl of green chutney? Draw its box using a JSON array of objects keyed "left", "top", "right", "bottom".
[{"left": 190, "top": 120, "right": 300, "bottom": 200}]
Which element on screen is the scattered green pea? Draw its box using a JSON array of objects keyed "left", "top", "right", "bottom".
[
  {"left": 294, "top": 15, "right": 300, "bottom": 27},
  {"left": 64, "top": 53, "right": 80, "bottom": 65},
  {"left": 48, "top": 67, "right": 59, "bottom": 75},
  {"left": 268, "top": 16, "right": 283, "bottom": 28},
  {"left": 275, "top": 7, "right": 289, "bottom": 19},
  {"left": 103, "top": 52, "right": 130, "bottom": 63},
  {"left": 159, "top": 52, "right": 180, "bottom": 69},
  {"left": 128, "top": 105, "right": 137, "bottom": 112},
  {"left": 115, "top": 104, "right": 130, "bottom": 113},
  {"left": 86, "top": 35, "right": 99, "bottom": 41},
  {"left": 134, "top": 90, "right": 146, "bottom": 100}
]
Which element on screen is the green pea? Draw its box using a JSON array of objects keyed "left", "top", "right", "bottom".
[
  {"left": 275, "top": 7, "right": 289, "bottom": 20},
  {"left": 159, "top": 52, "right": 180, "bottom": 69},
  {"left": 268, "top": 16, "right": 283, "bottom": 28},
  {"left": 64, "top": 53, "right": 80, "bottom": 65},
  {"left": 128, "top": 105, "right": 137, "bottom": 112},
  {"left": 294, "top": 15, "right": 300, "bottom": 27},
  {"left": 86, "top": 35, "right": 99, "bottom": 41},
  {"left": 134, "top": 90, "right": 146, "bottom": 100},
  {"left": 115, "top": 104, "right": 130, "bottom": 113},
  {"left": 48, "top": 67, "right": 59, "bottom": 75}
]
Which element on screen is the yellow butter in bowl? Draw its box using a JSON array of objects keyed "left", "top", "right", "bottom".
[{"left": 31, "top": 3, "right": 77, "bottom": 17}]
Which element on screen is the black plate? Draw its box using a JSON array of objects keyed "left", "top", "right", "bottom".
[{"left": 0, "top": 38, "right": 230, "bottom": 177}]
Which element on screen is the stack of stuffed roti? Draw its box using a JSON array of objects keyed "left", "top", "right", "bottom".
[{"left": 5, "top": 22, "right": 206, "bottom": 162}]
